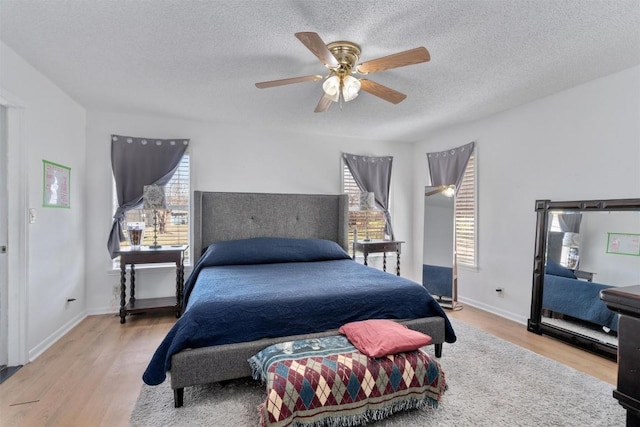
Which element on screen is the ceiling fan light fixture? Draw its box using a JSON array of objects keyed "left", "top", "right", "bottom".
[
  {"left": 322, "top": 75, "right": 340, "bottom": 102},
  {"left": 342, "top": 75, "right": 361, "bottom": 102},
  {"left": 442, "top": 185, "right": 456, "bottom": 198}
]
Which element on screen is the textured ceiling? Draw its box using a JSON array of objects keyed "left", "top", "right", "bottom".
[{"left": 1, "top": 0, "right": 639, "bottom": 143}]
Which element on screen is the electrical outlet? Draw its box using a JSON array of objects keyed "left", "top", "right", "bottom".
[{"left": 112, "top": 284, "right": 120, "bottom": 296}]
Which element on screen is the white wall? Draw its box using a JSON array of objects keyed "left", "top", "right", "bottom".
[
  {"left": 579, "top": 211, "right": 640, "bottom": 286},
  {"left": 411, "top": 65, "right": 640, "bottom": 324},
  {"left": 0, "top": 42, "right": 87, "bottom": 359},
  {"left": 84, "top": 111, "right": 415, "bottom": 313}
]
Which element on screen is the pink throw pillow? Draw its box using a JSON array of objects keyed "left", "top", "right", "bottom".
[{"left": 338, "top": 319, "right": 432, "bottom": 358}]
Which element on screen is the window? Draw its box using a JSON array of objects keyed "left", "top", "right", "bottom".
[
  {"left": 549, "top": 214, "right": 561, "bottom": 232},
  {"left": 548, "top": 213, "right": 573, "bottom": 267},
  {"left": 455, "top": 154, "right": 476, "bottom": 267},
  {"left": 342, "top": 163, "right": 386, "bottom": 242},
  {"left": 114, "top": 153, "right": 191, "bottom": 266}
]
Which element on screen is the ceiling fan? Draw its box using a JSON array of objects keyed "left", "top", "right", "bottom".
[{"left": 255, "top": 32, "right": 430, "bottom": 113}]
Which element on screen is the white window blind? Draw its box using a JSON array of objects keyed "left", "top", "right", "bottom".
[
  {"left": 114, "top": 153, "right": 191, "bottom": 265},
  {"left": 455, "top": 154, "right": 476, "bottom": 267},
  {"left": 342, "top": 163, "right": 386, "bottom": 242}
]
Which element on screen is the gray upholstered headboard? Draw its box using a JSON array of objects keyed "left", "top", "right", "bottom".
[{"left": 192, "top": 191, "right": 349, "bottom": 263}]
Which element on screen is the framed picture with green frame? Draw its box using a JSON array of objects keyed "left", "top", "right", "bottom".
[
  {"left": 43, "top": 159, "right": 71, "bottom": 208},
  {"left": 606, "top": 232, "right": 640, "bottom": 256}
]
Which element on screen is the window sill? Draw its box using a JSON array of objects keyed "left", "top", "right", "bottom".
[
  {"left": 457, "top": 263, "right": 478, "bottom": 273},
  {"left": 352, "top": 253, "right": 387, "bottom": 259},
  {"left": 107, "top": 263, "right": 192, "bottom": 275}
]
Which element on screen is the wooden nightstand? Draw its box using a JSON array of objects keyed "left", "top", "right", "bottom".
[
  {"left": 114, "top": 245, "right": 188, "bottom": 324},
  {"left": 352, "top": 240, "right": 404, "bottom": 276},
  {"left": 571, "top": 269, "right": 595, "bottom": 282}
]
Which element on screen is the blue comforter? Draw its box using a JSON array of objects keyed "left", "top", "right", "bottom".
[
  {"left": 142, "top": 238, "right": 456, "bottom": 385},
  {"left": 542, "top": 274, "right": 618, "bottom": 332}
]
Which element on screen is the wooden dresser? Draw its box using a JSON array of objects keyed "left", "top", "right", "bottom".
[{"left": 600, "top": 284, "right": 640, "bottom": 426}]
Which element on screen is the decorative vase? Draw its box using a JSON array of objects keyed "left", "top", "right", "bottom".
[{"left": 127, "top": 222, "right": 145, "bottom": 249}]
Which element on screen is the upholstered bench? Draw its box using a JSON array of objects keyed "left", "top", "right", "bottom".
[{"left": 248, "top": 335, "right": 447, "bottom": 427}]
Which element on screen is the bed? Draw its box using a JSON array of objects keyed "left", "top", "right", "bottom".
[
  {"left": 542, "top": 260, "right": 618, "bottom": 332},
  {"left": 142, "top": 191, "right": 457, "bottom": 407}
]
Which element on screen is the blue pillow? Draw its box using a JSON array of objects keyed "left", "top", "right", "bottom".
[
  {"left": 199, "top": 237, "right": 352, "bottom": 266},
  {"left": 545, "top": 259, "right": 577, "bottom": 279}
]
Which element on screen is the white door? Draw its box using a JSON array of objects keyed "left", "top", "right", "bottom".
[{"left": 0, "top": 105, "right": 8, "bottom": 368}]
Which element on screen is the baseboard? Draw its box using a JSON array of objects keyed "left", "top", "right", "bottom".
[
  {"left": 457, "top": 296, "right": 528, "bottom": 325},
  {"left": 28, "top": 310, "right": 88, "bottom": 362},
  {"left": 0, "top": 365, "right": 22, "bottom": 385},
  {"left": 86, "top": 307, "right": 118, "bottom": 316}
]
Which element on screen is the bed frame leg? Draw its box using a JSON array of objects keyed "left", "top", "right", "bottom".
[
  {"left": 174, "top": 388, "right": 184, "bottom": 408},
  {"left": 435, "top": 343, "right": 443, "bottom": 358}
]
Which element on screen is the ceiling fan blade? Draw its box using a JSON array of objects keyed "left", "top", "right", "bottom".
[
  {"left": 356, "top": 47, "right": 430, "bottom": 74},
  {"left": 255, "top": 75, "right": 323, "bottom": 89},
  {"left": 359, "top": 79, "right": 407, "bottom": 104},
  {"left": 295, "top": 32, "right": 340, "bottom": 69},
  {"left": 425, "top": 185, "right": 449, "bottom": 196},
  {"left": 314, "top": 93, "right": 333, "bottom": 113}
]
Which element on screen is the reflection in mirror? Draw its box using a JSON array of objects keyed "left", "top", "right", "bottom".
[
  {"left": 528, "top": 198, "right": 640, "bottom": 360},
  {"left": 422, "top": 185, "right": 458, "bottom": 309},
  {"left": 541, "top": 211, "right": 640, "bottom": 348},
  {"left": 546, "top": 212, "right": 583, "bottom": 269}
]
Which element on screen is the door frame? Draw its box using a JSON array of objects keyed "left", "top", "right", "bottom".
[
  {"left": 0, "top": 105, "right": 7, "bottom": 367},
  {"left": 0, "top": 89, "right": 28, "bottom": 366}
]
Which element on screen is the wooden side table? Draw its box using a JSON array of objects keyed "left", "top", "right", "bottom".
[
  {"left": 114, "top": 245, "right": 188, "bottom": 324},
  {"left": 571, "top": 269, "right": 594, "bottom": 282},
  {"left": 600, "top": 284, "right": 640, "bottom": 426},
  {"left": 352, "top": 240, "right": 404, "bottom": 276}
]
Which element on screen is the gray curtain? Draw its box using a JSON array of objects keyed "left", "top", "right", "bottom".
[
  {"left": 427, "top": 141, "right": 475, "bottom": 189},
  {"left": 547, "top": 231, "right": 564, "bottom": 263},
  {"left": 558, "top": 214, "right": 582, "bottom": 233},
  {"left": 107, "top": 135, "right": 189, "bottom": 258},
  {"left": 342, "top": 153, "right": 394, "bottom": 239}
]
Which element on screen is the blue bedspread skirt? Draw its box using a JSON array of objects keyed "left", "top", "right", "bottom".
[
  {"left": 143, "top": 257, "right": 456, "bottom": 386},
  {"left": 423, "top": 264, "right": 453, "bottom": 298}
]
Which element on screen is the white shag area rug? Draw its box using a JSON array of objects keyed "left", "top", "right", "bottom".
[{"left": 130, "top": 319, "right": 625, "bottom": 426}]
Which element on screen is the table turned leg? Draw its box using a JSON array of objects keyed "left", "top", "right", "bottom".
[
  {"left": 396, "top": 249, "right": 401, "bottom": 276},
  {"left": 119, "top": 264, "right": 127, "bottom": 324},
  {"left": 180, "top": 264, "right": 185, "bottom": 313},
  {"left": 175, "top": 262, "right": 182, "bottom": 318},
  {"left": 382, "top": 253, "right": 387, "bottom": 272},
  {"left": 129, "top": 263, "right": 136, "bottom": 304}
]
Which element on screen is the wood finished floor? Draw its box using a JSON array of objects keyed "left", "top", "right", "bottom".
[{"left": 0, "top": 305, "right": 617, "bottom": 426}]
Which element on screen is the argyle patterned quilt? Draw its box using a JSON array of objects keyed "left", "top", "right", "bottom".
[{"left": 249, "top": 336, "right": 446, "bottom": 427}]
